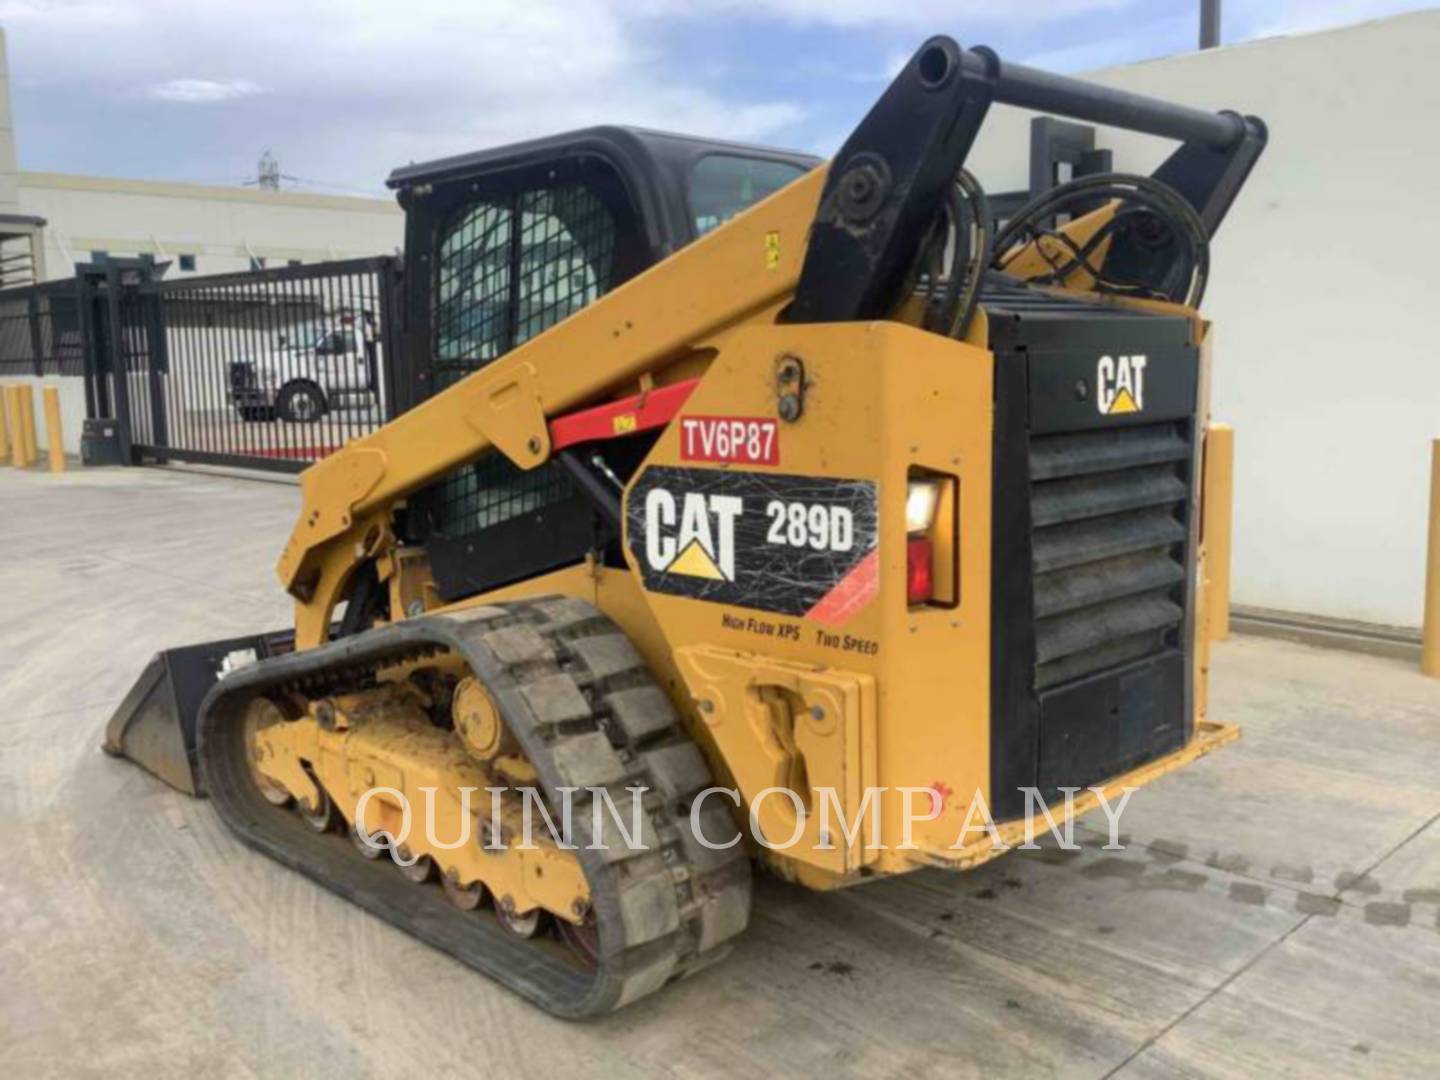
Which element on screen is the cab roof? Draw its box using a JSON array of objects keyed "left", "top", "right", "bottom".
[{"left": 386, "top": 124, "right": 821, "bottom": 192}]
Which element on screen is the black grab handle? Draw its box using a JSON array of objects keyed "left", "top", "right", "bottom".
[{"left": 963, "top": 46, "right": 1251, "bottom": 150}]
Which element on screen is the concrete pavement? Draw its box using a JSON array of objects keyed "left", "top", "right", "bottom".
[{"left": 2, "top": 464, "right": 1438, "bottom": 1079}]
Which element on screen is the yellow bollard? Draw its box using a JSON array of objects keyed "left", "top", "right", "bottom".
[
  {"left": 5, "top": 385, "right": 25, "bottom": 467},
  {"left": 43, "top": 386, "right": 65, "bottom": 473},
  {"left": 19, "top": 385, "right": 38, "bottom": 465},
  {"left": 1423, "top": 440, "right": 1440, "bottom": 678},
  {"left": 1203, "top": 423, "right": 1235, "bottom": 642}
]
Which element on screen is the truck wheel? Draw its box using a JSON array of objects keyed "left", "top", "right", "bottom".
[{"left": 276, "top": 381, "right": 327, "bottom": 423}]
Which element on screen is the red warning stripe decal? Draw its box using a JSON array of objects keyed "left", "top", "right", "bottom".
[
  {"left": 804, "top": 549, "right": 880, "bottom": 626},
  {"left": 549, "top": 378, "right": 700, "bottom": 452}
]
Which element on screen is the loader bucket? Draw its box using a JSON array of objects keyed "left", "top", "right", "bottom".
[{"left": 102, "top": 631, "right": 291, "bottom": 796}]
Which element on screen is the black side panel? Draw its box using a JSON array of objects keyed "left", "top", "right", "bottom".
[
  {"left": 426, "top": 492, "right": 605, "bottom": 602},
  {"left": 989, "top": 349, "right": 1040, "bottom": 821},
  {"left": 1036, "top": 650, "right": 1187, "bottom": 791}
]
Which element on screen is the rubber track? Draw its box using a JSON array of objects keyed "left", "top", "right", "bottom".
[{"left": 196, "top": 596, "right": 752, "bottom": 1017}]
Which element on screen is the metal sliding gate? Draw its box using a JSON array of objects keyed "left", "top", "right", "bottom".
[
  {"left": 0, "top": 256, "right": 405, "bottom": 474},
  {"left": 108, "top": 256, "right": 404, "bottom": 473}
]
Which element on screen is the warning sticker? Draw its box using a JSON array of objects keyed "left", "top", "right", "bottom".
[{"left": 627, "top": 466, "right": 878, "bottom": 623}]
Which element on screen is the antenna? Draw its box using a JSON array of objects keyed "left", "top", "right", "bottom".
[
  {"left": 257, "top": 149, "right": 280, "bottom": 190},
  {"left": 244, "top": 150, "right": 299, "bottom": 191},
  {"left": 1199, "top": 0, "right": 1221, "bottom": 49}
]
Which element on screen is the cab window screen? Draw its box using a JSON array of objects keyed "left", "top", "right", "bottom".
[
  {"left": 690, "top": 155, "right": 807, "bottom": 236},
  {"left": 433, "top": 184, "right": 615, "bottom": 374},
  {"left": 428, "top": 182, "right": 618, "bottom": 535}
]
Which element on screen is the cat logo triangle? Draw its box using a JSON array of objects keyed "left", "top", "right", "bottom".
[
  {"left": 1107, "top": 387, "right": 1140, "bottom": 415},
  {"left": 668, "top": 539, "right": 727, "bottom": 580},
  {"left": 1096, "top": 354, "right": 1147, "bottom": 415}
]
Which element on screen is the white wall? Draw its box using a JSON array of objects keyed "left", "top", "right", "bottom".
[
  {"left": 18, "top": 172, "right": 402, "bottom": 281},
  {"left": 966, "top": 10, "right": 1440, "bottom": 630}
]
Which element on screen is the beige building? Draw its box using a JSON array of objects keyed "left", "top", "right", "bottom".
[
  {"left": 17, "top": 172, "right": 402, "bottom": 282},
  {"left": 0, "top": 27, "right": 43, "bottom": 283}
]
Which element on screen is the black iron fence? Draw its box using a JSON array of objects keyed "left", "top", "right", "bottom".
[
  {"left": 0, "top": 277, "right": 86, "bottom": 377},
  {"left": 0, "top": 256, "right": 404, "bottom": 474}
]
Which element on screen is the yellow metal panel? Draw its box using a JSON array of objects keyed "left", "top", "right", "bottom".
[
  {"left": 997, "top": 202, "right": 1117, "bottom": 290},
  {"left": 907, "top": 720, "right": 1240, "bottom": 874},
  {"left": 673, "top": 644, "right": 877, "bottom": 877},
  {"left": 623, "top": 320, "right": 994, "bottom": 879},
  {"left": 461, "top": 360, "right": 551, "bottom": 470}
]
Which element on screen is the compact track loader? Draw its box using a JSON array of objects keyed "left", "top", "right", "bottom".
[{"left": 105, "top": 36, "right": 1266, "bottom": 1016}]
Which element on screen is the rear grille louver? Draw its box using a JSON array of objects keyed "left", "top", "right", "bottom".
[{"left": 1029, "top": 423, "right": 1191, "bottom": 690}]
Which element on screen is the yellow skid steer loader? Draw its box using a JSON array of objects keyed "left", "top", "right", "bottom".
[{"left": 104, "top": 35, "right": 1266, "bottom": 1015}]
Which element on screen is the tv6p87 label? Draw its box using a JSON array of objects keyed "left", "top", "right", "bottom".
[
  {"left": 626, "top": 466, "right": 879, "bottom": 624},
  {"left": 679, "top": 415, "right": 779, "bottom": 465}
]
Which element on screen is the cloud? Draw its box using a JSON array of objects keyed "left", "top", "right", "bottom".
[
  {"left": 634, "top": 0, "right": 1128, "bottom": 30},
  {"left": 1238, "top": 0, "right": 1433, "bottom": 40},
  {"left": 1018, "top": 11, "right": 1195, "bottom": 75},
  {"left": 148, "top": 78, "right": 260, "bottom": 104},
  {"left": 1017, "top": 1, "right": 1435, "bottom": 75},
  {"left": 4, "top": 0, "right": 1432, "bottom": 194},
  {"left": 4, "top": 0, "right": 810, "bottom": 191}
]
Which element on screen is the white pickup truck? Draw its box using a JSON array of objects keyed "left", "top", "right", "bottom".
[{"left": 228, "top": 312, "right": 381, "bottom": 423}]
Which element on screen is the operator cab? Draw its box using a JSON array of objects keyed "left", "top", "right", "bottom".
[{"left": 387, "top": 127, "right": 820, "bottom": 600}]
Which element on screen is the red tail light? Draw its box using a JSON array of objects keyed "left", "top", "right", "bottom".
[{"left": 906, "top": 535, "right": 934, "bottom": 605}]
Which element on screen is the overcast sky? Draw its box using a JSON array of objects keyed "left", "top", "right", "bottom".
[{"left": 2, "top": 0, "right": 1431, "bottom": 197}]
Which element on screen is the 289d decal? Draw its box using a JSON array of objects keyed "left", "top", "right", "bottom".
[{"left": 626, "top": 466, "right": 878, "bottom": 622}]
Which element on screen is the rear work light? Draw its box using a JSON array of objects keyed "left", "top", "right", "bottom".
[
  {"left": 906, "top": 479, "right": 941, "bottom": 533},
  {"left": 905, "top": 472, "right": 958, "bottom": 608},
  {"left": 906, "top": 535, "right": 934, "bottom": 604}
]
